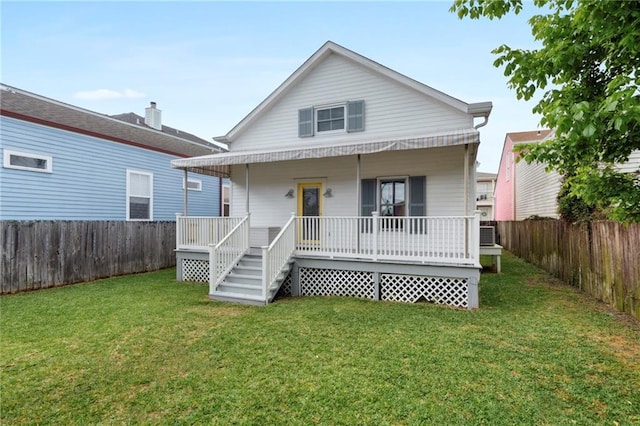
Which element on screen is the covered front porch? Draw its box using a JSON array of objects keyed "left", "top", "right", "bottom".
[
  {"left": 171, "top": 129, "right": 483, "bottom": 308},
  {"left": 174, "top": 213, "right": 481, "bottom": 308}
]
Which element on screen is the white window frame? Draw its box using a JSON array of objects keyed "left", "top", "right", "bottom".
[
  {"left": 126, "top": 169, "right": 153, "bottom": 221},
  {"left": 183, "top": 177, "right": 202, "bottom": 191},
  {"left": 315, "top": 103, "right": 346, "bottom": 134},
  {"left": 377, "top": 176, "right": 409, "bottom": 216},
  {"left": 222, "top": 182, "right": 231, "bottom": 217},
  {"left": 3, "top": 149, "right": 53, "bottom": 173}
]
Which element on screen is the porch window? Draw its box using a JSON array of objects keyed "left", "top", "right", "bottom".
[
  {"left": 361, "top": 176, "right": 425, "bottom": 230},
  {"left": 380, "top": 179, "right": 406, "bottom": 217},
  {"left": 127, "top": 169, "right": 153, "bottom": 221}
]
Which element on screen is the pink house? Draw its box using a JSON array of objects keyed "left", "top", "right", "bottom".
[{"left": 494, "top": 130, "right": 553, "bottom": 220}]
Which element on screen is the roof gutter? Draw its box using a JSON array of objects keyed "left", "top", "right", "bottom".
[{"left": 468, "top": 101, "right": 492, "bottom": 129}]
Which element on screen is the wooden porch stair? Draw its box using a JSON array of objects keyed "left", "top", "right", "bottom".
[{"left": 210, "top": 248, "right": 293, "bottom": 305}]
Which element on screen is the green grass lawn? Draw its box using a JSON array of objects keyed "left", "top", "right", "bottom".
[{"left": 2, "top": 252, "right": 639, "bottom": 425}]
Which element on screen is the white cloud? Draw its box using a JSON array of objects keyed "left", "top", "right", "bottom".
[{"left": 73, "top": 88, "right": 145, "bottom": 100}]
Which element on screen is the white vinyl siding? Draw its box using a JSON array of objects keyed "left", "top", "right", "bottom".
[
  {"left": 229, "top": 146, "right": 467, "bottom": 227},
  {"left": 231, "top": 54, "right": 471, "bottom": 151},
  {"left": 616, "top": 150, "right": 640, "bottom": 173},
  {"left": 515, "top": 159, "right": 561, "bottom": 220}
]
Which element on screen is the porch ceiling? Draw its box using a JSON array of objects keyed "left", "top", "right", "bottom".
[{"left": 171, "top": 128, "right": 480, "bottom": 177}]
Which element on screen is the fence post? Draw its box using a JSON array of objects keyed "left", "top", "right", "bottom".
[{"left": 372, "top": 211, "right": 379, "bottom": 261}]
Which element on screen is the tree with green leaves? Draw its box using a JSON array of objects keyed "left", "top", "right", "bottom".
[{"left": 451, "top": 0, "right": 640, "bottom": 222}]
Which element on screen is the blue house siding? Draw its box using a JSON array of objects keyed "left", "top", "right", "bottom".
[{"left": 0, "top": 116, "right": 220, "bottom": 220}]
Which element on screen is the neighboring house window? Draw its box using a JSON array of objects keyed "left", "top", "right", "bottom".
[
  {"left": 477, "top": 182, "right": 489, "bottom": 200},
  {"left": 127, "top": 169, "right": 153, "bottom": 221},
  {"left": 3, "top": 149, "right": 52, "bottom": 173},
  {"left": 183, "top": 177, "right": 202, "bottom": 191},
  {"left": 298, "top": 100, "right": 364, "bottom": 138},
  {"left": 222, "top": 183, "right": 230, "bottom": 217}
]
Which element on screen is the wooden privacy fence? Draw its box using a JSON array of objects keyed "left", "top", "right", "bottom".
[
  {"left": 1, "top": 221, "right": 176, "bottom": 294},
  {"left": 497, "top": 220, "right": 640, "bottom": 320}
]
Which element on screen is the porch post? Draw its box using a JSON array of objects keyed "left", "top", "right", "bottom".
[
  {"left": 183, "top": 169, "right": 189, "bottom": 216},
  {"left": 356, "top": 154, "right": 361, "bottom": 252},
  {"left": 372, "top": 211, "right": 379, "bottom": 261},
  {"left": 473, "top": 210, "right": 481, "bottom": 264},
  {"left": 245, "top": 164, "right": 250, "bottom": 213},
  {"left": 464, "top": 144, "right": 469, "bottom": 256}
]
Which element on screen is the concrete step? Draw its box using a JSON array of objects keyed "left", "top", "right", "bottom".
[{"left": 209, "top": 290, "right": 266, "bottom": 306}]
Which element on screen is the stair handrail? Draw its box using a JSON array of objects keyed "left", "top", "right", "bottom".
[
  {"left": 262, "top": 213, "right": 297, "bottom": 300},
  {"left": 209, "top": 213, "right": 250, "bottom": 294}
]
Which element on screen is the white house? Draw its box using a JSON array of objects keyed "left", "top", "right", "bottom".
[
  {"left": 476, "top": 171, "right": 497, "bottom": 220},
  {"left": 495, "top": 128, "right": 640, "bottom": 221},
  {"left": 171, "top": 41, "right": 492, "bottom": 309}
]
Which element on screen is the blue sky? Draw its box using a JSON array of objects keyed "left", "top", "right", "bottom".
[{"left": 1, "top": 1, "right": 545, "bottom": 173}]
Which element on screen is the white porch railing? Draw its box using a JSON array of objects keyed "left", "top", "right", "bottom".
[
  {"left": 209, "top": 215, "right": 250, "bottom": 294},
  {"left": 296, "top": 212, "right": 481, "bottom": 265},
  {"left": 262, "top": 213, "right": 297, "bottom": 299},
  {"left": 176, "top": 215, "right": 244, "bottom": 250}
]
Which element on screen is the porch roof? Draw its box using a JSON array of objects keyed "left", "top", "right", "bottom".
[{"left": 171, "top": 127, "right": 480, "bottom": 177}]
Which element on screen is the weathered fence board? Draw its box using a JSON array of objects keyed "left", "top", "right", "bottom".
[
  {"left": 0, "top": 221, "right": 176, "bottom": 294},
  {"left": 497, "top": 220, "right": 640, "bottom": 320}
]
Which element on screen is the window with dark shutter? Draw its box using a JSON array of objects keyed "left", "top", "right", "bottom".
[
  {"left": 409, "top": 176, "right": 426, "bottom": 233},
  {"left": 298, "top": 107, "right": 314, "bottom": 137},
  {"left": 361, "top": 178, "right": 376, "bottom": 232},
  {"left": 347, "top": 100, "right": 365, "bottom": 132}
]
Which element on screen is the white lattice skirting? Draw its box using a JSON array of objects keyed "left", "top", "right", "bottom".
[
  {"left": 297, "top": 267, "right": 468, "bottom": 308},
  {"left": 381, "top": 274, "right": 468, "bottom": 308},
  {"left": 181, "top": 259, "right": 209, "bottom": 283},
  {"left": 299, "top": 268, "right": 377, "bottom": 299},
  {"left": 179, "top": 258, "right": 471, "bottom": 308}
]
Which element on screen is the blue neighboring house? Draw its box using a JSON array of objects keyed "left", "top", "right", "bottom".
[{"left": 0, "top": 83, "right": 225, "bottom": 221}]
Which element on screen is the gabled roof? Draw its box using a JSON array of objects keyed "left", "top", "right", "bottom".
[
  {"left": 110, "top": 112, "right": 224, "bottom": 151},
  {"left": 0, "top": 84, "right": 221, "bottom": 158},
  {"left": 214, "top": 41, "right": 492, "bottom": 144},
  {"left": 507, "top": 129, "right": 552, "bottom": 143}
]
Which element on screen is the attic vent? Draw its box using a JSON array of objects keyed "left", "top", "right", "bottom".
[{"left": 145, "top": 101, "right": 162, "bottom": 130}]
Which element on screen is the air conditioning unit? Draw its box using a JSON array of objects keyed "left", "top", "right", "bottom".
[{"left": 480, "top": 226, "right": 495, "bottom": 246}]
